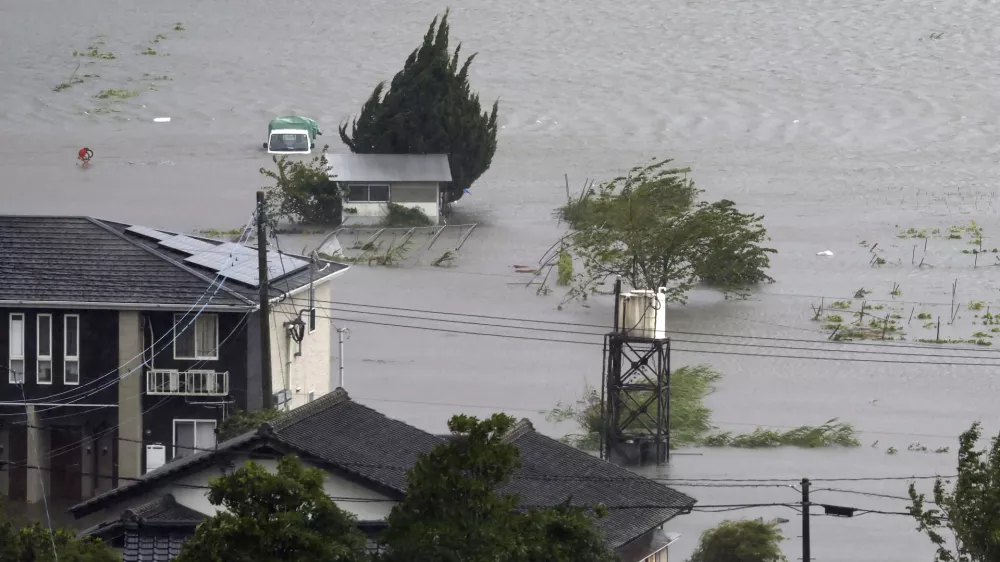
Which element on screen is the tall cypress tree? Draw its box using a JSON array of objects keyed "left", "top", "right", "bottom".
[{"left": 338, "top": 10, "right": 499, "bottom": 203}]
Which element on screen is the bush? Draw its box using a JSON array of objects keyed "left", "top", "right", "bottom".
[
  {"left": 384, "top": 203, "right": 433, "bottom": 227},
  {"left": 260, "top": 146, "right": 343, "bottom": 226}
]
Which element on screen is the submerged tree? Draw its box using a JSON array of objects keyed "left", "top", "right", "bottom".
[
  {"left": 378, "top": 413, "right": 615, "bottom": 562},
  {"left": 687, "top": 519, "right": 787, "bottom": 562},
  {"left": 907, "top": 422, "right": 1000, "bottom": 562},
  {"left": 556, "top": 158, "right": 776, "bottom": 303},
  {"left": 174, "top": 456, "right": 367, "bottom": 562},
  {"left": 339, "top": 10, "right": 499, "bottom": 204}
]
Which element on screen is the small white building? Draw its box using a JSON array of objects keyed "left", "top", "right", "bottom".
[{"left": 327, "top": 153, "right": 452, "bottom": 226}]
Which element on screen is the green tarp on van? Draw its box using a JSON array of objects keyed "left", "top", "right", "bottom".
[{"left": 268, "top": 116, "right": 322, "bottom": 140}]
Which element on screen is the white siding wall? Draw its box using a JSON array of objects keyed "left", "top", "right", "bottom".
[
  {"left": 127, "top": 455, "right": 396, "bottom": 522},
  {"left": 268, "top": 280, "right": 333, "bottom": 411},
  {"left": 343, "top": 182, "right": 440, "bottom": 225}
]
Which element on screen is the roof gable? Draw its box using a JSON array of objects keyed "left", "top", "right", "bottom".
[{"left": 326, "top": 153, "right": 452, "bottom": 183}]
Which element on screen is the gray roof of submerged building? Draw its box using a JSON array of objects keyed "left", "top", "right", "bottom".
[{"left": 326, "top": 153, "right": 452, "bottom": 183}]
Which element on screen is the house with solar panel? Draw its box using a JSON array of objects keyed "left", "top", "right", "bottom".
[
  {"left": 327, "top": 153, "right": 453, "bottom": 225},
  {"left": 0, "top": 216, "right": 349, "bottom": 507}
]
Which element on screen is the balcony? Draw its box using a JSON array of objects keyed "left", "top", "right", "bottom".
[{"left": 147, "top": 369, "right": 229, "bottom": 396}]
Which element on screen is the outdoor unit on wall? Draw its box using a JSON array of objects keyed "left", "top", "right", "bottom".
[
  {"left": 617, "top": 287, "right": 668, "bottom": 340},
  {"left": 145, "top": 444, "right": 166, "bottom": 474}
]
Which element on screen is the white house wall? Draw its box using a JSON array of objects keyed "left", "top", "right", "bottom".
[
  {"left": 343, "top": 181, "right": 440, "bottom": 225},
  {"left": 268, "top": 280, "right": 333, "bottom": 411},
  {"left": 95, "top": 454, "right": 396, "bottom": 524}
]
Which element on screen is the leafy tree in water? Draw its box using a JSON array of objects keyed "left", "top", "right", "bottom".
[
  {"left": 378, "top": 413, "right": 615, "bottom": 562},
  {"left": 260, "top": 146, "right": 343, "bottom": 227},
  {"left": 217, "top": 407, "right": 281, "bottom": 441},
  {"left": 907, "top": 421, "right": 1000, "bottom": 562},
  {"left": 557, "top": 158, "right": 775, "bottom": 303},
  {"left": 174, "top": 456, "right": 367, "bottom": 562},
  {"left": 687, "top": 519, "right": 787, "bottom": 562},
  {"left": 339, "top": 10, "right": 499, "bottom": 204},
  {"left": 0, "top": 518, "right": 118, "bottom": 562}
]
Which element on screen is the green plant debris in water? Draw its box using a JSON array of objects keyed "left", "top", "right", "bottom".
[
  {"left": 917, "top": 312, "right": 932, "bottom": 320},
  {"left": 94, "top": 89, "right": 138, "bottom": 99},
  {"left": 75, "top": 47, "right": 115, "bottom": 59},
  {"left": 825, "top": 315, "right": 844, "bottom": 323},
  {"left": 140, "top": 47, "right": 158, "bottom": 56},
  {"left": 968, "top": 301, "right": 985, "bottom": 311},
  {"left": 556, "top": 249, "right": 573, "bottom": 286},
  {"left": 544, "top": 365, "right": 860, "bottom": 450},
  {"left": 174, "top": 22, "right": 186, "bottom": 31},
  {"left": 918, "top": 338, "right": 993, "bottom": 346},
  {"left": 431, "top": 250, "right": 457, "bottom": 268},
  {"left": 831, "top": 301, "right": 852, "bottom": 309}
]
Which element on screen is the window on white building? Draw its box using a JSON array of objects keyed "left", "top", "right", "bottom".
[{"left": 173, "top": 419, "right": 217, "bottom": 459}]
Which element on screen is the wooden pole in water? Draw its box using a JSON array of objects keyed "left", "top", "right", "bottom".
[{"left": 936, "top": 317, "right": 941, "bottom": 341}]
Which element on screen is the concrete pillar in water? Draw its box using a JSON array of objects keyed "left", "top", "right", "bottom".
[{"left": 118, "top": 311, "right": 143, "bottom": 481}]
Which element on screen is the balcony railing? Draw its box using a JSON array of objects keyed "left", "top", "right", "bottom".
[{"left": 147, "top": 369, "right": 229, "bottom": 396}]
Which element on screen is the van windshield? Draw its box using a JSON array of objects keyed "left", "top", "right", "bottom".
[{"left": 269, "top": 133, "right": 309, "bottom": 152}]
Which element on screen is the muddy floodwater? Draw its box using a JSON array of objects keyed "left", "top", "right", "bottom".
[{"left": 3, "top": 0, "right": 1000, "bottom": 559}]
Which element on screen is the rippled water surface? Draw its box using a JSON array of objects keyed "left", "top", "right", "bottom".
[{"left": 3, "top": 0, "right": 1000, "bottom": 559}]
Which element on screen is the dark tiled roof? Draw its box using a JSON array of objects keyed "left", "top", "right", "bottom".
[
  {"left": 79, "top": 495, "right": 204, "bottom": 543},
  {"left": 71, "top": 431, "right": 265, "bottom": 517},
  {"left": 0, "top": 215, "right": 347, "bottom": 308},
  {"left": 270, "top": 390, "right": 443, "bottom": 492},
  {"left": 70, "top": 394, "right": 693, "bottom": 551},
  {"left": 123, "top": 531, "right": 192, "bottom": 562},
  {"left": 500, "top": 419, "right": 696, "bottom": 549},
  {"left": 124, "top": 494, "right": 207, "bottom": 526}
]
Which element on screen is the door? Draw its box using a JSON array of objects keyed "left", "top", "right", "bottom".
[
  {"left": 49, "top": 426, "right": 83, "bottom": 503},
  {"left": 7, "top": 425, "right": 27, "bottom": 501}
]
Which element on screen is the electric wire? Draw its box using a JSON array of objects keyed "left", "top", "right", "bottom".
[
  {"left": 303, "top": 302, "right": 1000, "bottom": 362},
  {"left": 2, "top": 210, "right": 259, "bottom": 409},
  {"left": 286, "top": 296, "right": 1000, "bottom": 355},
  {"left": 305, "top": 309, "right": 1000, "bottom": 367}
]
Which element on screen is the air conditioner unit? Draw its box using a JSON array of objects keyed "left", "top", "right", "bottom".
[
  {"left": 146, "top": 444, "right": 166, "bottom": 473},
  {"left": 617, "top": 287, "right": 668, "bottom": 340}
]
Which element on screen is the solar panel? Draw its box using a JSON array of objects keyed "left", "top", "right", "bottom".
[
  {"left": 184, "top": 242, "right": 256, "bottom": 272},
  {"left": 220, "top": 260, "right": 261, "bottom": 286},
  {"left": 215, "top": 242, "right": 256, "bottom": 257},
  {"left": 126, "top": 225, "right": 171, "bottom": 241},
  {"left": 210, "top": 251, "right": 311, "bottom": 287},
  {"left": 159, "top": 235, "right": 217, "bottom": 255},
  {"left": 184, "top": 251, "right": 248, "bottom": 272}
]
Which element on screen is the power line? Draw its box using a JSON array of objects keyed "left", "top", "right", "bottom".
[
  {"left": 286, "top": 296, "right": 1000, "bottom": 354},
  {"left": 306, "top": 303, "right": 1000, "bottom": 361},
  {"left": 1, "top": 210, "right": 259, "bottom": 409},
  {"left": 307, "top": 310, "right": 1000, "bottom": 367}
]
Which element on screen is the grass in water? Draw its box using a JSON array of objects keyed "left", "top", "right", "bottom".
[
  {"left": 544, "top": 364, "right": 860, "bottom": 450},
  {"left": 94, "top": 89, "right": 139, "bottom": 100}
]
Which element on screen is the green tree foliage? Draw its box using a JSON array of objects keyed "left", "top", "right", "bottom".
[
  {"left": 174, "top": 456, "right": 367, "bottom": 562},
  {"left": 260, "top": 147, "right": 343, "bottom": 227},
  {"left": 546, "top": 365, "right": 859, "bottom": 450},
  {"left": 687, "top": 519, "right": 787, "bottom": 562},
  {"left": 0, "top": 518, "right": 118, "bottom": 562},
  {"left": 217, "top": 407, "right": 281, "bottom": 441},
  {"left": 907, "top": 422, "right": 1000, "bottom": 562},
  {"left": 338, "top": 10, "right": 499, "bottom": 204},
  {"left": 377, "top": 413, "right": 615, "bottom": 562},
  {"left": 558, "top": 158, "right": 776, "bottom": 303}
]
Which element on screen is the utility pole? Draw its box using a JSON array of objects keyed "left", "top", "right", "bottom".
[
  {"left": 336, "top": 326, "right": 349, "bottom": 388},
  {"left": 801, "top": 477, "right": 811, "bottom": 562},
  {"left": 257, "top": 191, "right": 273, "bottom": 409}
]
